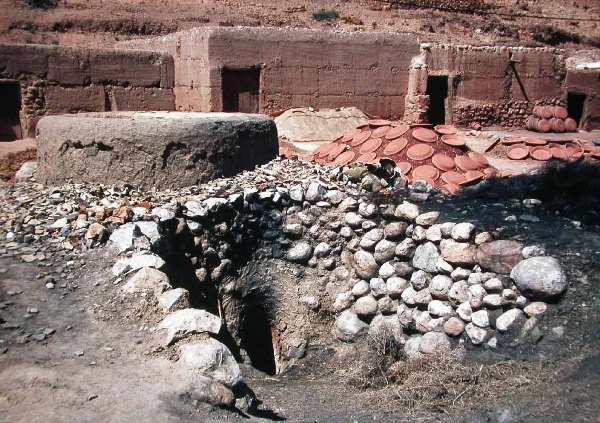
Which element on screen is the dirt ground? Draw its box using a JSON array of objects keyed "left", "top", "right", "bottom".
[
  {"left": 1, "top": 187, "right": 599, "bottom": 422},
  {"left": 1, "top": 0, "right": 599, "bottom": 50}
]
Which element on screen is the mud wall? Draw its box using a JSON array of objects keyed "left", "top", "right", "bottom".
[
  {"left": 426, "top": 45, "right": 566, "bottom": 127},
  {"left": 120, "top": 27, "right": 421, "bottom": 119},
  {"left": 0, "top": 43, "right": 175, "bottom": 137},
  {"left": 565, "top": 67, "right": 600, "bottom": 130}
]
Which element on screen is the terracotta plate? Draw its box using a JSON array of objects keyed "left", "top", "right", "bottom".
[
  {"left": 434, "top": 124, "right": 457, "bottom": 135},
  {"left": 355, "top": 152, "right": 377, "bottom": 163},
  {"left": 396, "top": 162, "right": 412, "bottom": 175},
  {"left": 530, "top": 146, "right": 552, "bottom": 161},
  {"left": 412, "top": 165, "right": 440, "bottom": 181},
  {"left": 525, "top": 138, "right": 547, "bottom": 146},
  {"left": 500, "top": 138, "right": 525, "bottom": 146},
  {"left": 368, "top": 119, "right": 392, "bottom": 127},
  {"left": 467, "top": 151, "right": 489, "bottom": 168},
  {"left": 507, "top": 145, "right": 530, "bottom": 160},
  {"left": 441, "top": 134, "right": 465, "bottom": 147},
  {"left": 333, "top": 150, "right": 355, "bottom": 165},
  {"left": 385, "top": 124, "right": 410, "bottom": 140},
  {"left": 342, "top": 128, "right": 361, "bottom": 142},
  {"left": 441, "top": 171, "right": 466, "bottom": 185},
  {"left": 327, "top": 143, "right": 346, "bottom": 161},
  {"left": 406, "top": 144, "right": 435, "bottom": 161},
  {"left": 441, "top": 183, "right": 461, "bottom": 195},
  {"left": 383, "top": 137, "right": 409, "bottom": 155},
  {"left": 315, "top": 142, "right": 335, "bottom": 158},
  {"left": 454, "top": 155, "right": 479, "bottom": 172},
  {"left": 549, "top": 145, "right": 568, "bottom": 160},
  {"left": 350, "top": 131, "right": 372, "bottom": 147},
  {"left": 360, "top": 137, "right": 383, "bottom": 154},
  {"left": 372, "top": 126, "right": 391, "bottom": 138},
  {"left": 483, "top": 167, "right": 498, "bottom": 176},
  {"left": 565, "top": 144, "right": 584, "bottom": 160},
  {"left": 461, "top": 170, "right": 484, "bottom": 186},
  {"left": 431, "top": 154, "right": 455, "bottom": 171},
  {"left": 412, "top": 128, "right": 438, "bottom": 143}
]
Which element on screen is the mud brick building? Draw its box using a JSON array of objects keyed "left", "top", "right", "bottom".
[{"left": 1, "top": 27, "right": 599, "bottom": 140}]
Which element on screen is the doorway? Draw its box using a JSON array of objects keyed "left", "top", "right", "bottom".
[
  {"left": 567, "top": 92, "right": 586, "bottom": 126},
  {"left": 222, "top": 68, "right": 260, "bottom": 113},
  {"left": 0, "top": 82, "right": 22, "bottom": 141},
  {"left": 427, "top": 76, "right": 448, "bottom": 125},
  {"left": 239, "top": 300, "right": 277, "bottom": 375}
]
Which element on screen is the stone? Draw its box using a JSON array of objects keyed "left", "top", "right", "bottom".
[
  {"left": 157, "top": 309, "right": 222, "bottom": 345},
  {"left": 425, "top": 224, "right": 442, "bottom": 242},
  {"left": 522, "top": 245, "right": 546, "bottom": 259},
  {"left": 397, "top": 304, "right": 414, "bottom": 327},
  {"left": 179, "top": 339, "right": 242, "bottom": 388},
  {"left": 334, "top": 310, "right": 368, "bottom": 342},
  {"left": 378, "top": 262, "right": 396, "bottom": 279},
  {"left": 36, "top": 112, "right": 278, "bottom": 189},
  {"left": 483, "top": 294, "right": 502, "bottom": 308},
  {"left": 412, "top": 242, "right": 444, "bottom": 273},
  {"left": 510, "top": 257, "right": 567, "bottom": 299},
  {"left": 395, "top": 238, "right": 416, "bottom": 258},
  {"left": 419, "top": 332, "right": 451, "bottom": 354},
  {"left": 523, "top": 302, "right": 548, "bottom": 317},
  {"left": 345, "top": 212, "right": 364, "bottom": 228},
  {"left": 368, "top": 314, "right": 403, "bottom": 344},
  {"left": 483, "top": 277, "right": 503, "bottom": 292},
  {"left": 333, "top": 291, "right": 355, "bottom": 312},
  {"left": 325, "top": 189, "right": 345, "bottom": 205},
  {"left": 394, "top": 202, "right": 420, "bottom": 221},
  {"left": 428, "top": 300, "right": 452, "bottom": 317},
  {"left": 444, "top": 317, "right": 465, "bottom": 337},
  {"left": 496, "top": 309, "right": 525, "bottom": 332},
  {"left": 401, "top": 286, "right": 417, "bottom": 305},
  {"left": 157, "top": 288, "right": 190, "bottom": 311},
  {"left": 415, "top": 211, "right": 439, "bottom": 227},
  {"left": 354, "top": 295, "right": 378, "bottom": 317},
  {"left": 122, "top": 267, "right": 171, "bottom": 294},
  {"left": 313, "top": 242, "right": 331, "bottom": 258},
  {"left": 411, "top": 225, "right": 427, "bottom": 242},
  {"left": 188, "top": 375, "right": 235, "bottom": 408},
  {"left": 474, "top": 232, "right": 492, "bottom": 245},
  {"left": 286, "top": 241, "right": 313, "bottom": 263},
  {"left": 465, "top": 323, "right": 488, "bottom": 345},
  {"left": 85, "top": 222, "right": 108, "bottom": 241},
  {"left": 468, "top": 284, "right": 487, "bottom": 309},
  {"left": 386, "top": 277, "right": 408, "bottom": 298},
  {"left": 451, "top": 222, "right": 475, "bottom": 241},
  {"left": 353, "top": 250, "right": 379, "bottom": 279},
  {"left": 477, "top": 240, "right": 523, "bottom": 274},
  {"left": 415, "top": 311, "right": 443, "bottom": 333},
  {"left": 369, "top": 278, "right": 387, "bottom": 298},
  {"left": 14, "top": 161, "right": 38, "bottom": 182},
  {"left": 288, "top": 185, "right": 304, "bottom": 202},
  {"left": 384, "top": 222, "right": 407, "bottom": 240},
  {"left": 374, "top": 239, "right": 396, "bottom": 264},
  {"left": 339, "top": 197, "right": 358, "bottom": 212},
  {"left": 283, "top": 223, "right": 303, "bottom": 238},
  {"left": 430, "top": 275, "right": 452, "bottom": 299},
  {"left": 352, "top": 280, "right": 371, "bottom": 297},
  {"left": 414, "top": 288, "right": 432, "bottom": 305},
  {"left": 360, "top": 229, "right": 384, "bottom": 250},
  {"left": 451, "top": 267, "right": 471, "bottom": 281},
  {"left": 439, "top": 239, "right": 477, "bottom": 265},
  {"left": 404, "top": 335, "right": 423, "bottom": 361},
  {"left": 305, "top": 181, "right": 327, "bottom": 202},
  {"left": 358, "top": 202, "right": 377, "bottom": 218},
  {"left": 471, "top": 310, "right": 490, "bottom": 328},
  {"left": 448, "top": 280, "right": 469, "bottom": 304},
  {"left": 378, "top": 297, "right": 398, "bottom": 315},
  {"left": 113, "top": 253, "right": 166, "bottom": 276},
  {"left": 439, "top": 222, "right": 456, "bottom": 237},
  {"left": 456, "top": 302, "right": 472, "bottom": 322}
]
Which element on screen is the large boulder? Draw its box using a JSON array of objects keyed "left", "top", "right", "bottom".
[
  {"left": 179, "top": 339, "right": 243, "bottom": 388},
  {"left": 157, "top": 308, "right": 222, "bottom": 344},
  {"left": 510, "top": 257, "right": 568, "bottom": 300},
  {"left": 476, "top": 240, "right": 523, "bottom": 274},
  {"left": 36, "top": 112, "right": 278, "bottom": 189},
  {"left": 333, "top": 309, "right": 368, "bottom": 342}
]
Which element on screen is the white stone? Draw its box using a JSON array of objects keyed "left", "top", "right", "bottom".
[
  {"left": 157, "top": 288, "right": 190, "bottom": 311},
  {"left": 471, "top": 310, "right": 490, "bottom": 328},
  {"left": 369, "top": 278, "right": 387, "bottom": 298},
  {"left": 386, "top": 277, "right": 408, "bottom": 298},
  {"left": 415, "top": 211, "right": 440, "bottom": 227},
  {"left": 419, "top": 332, "right": 451, "bottom": 354},
  {"left": 352, "top": 280, "right": 370, "bottom": 297},
  {"left": 157, "top": 309, "right": 221, "bottom": 344},
  {"left": 483, "top": 294, "right": 502, "bottom": 308},
  {"left": 179, "top": 339, "right": 242, "bottom": 388},
  {"left": 524, "top": 302, "right": 548, "bottom": 317},
  {"left": 448, "top": 280, "right": 469, "bottom": 304},
  {"left": 401, "top": 286, "right": 417, "bottom": 305},
  {"left": 510, "top": 257, "right": 567, "bottom": 300},
  {"left": 465, "top": 323, "right": 488, "bottom": 345},
  {"left": 483, "top": 277, "right": 504, "bottom": 292},
  {"left": 456, "top": 302, "right": 473, "bottom": 322},
  {"left": 122, "top": 267, "right": 171, "bottom": 294},
  {"left": 468, "top": 284, "right": 487, "bottom": 309},
  {"left": 430, "top": 275, "right": 452, "bottom": 299},
  {"left": 354, "top": 295, "right": 378, "bottom": 317},
  {"left": 428, "top": 300, "right": 452, "bottom": 317},
  {"left": 394, "top": 202, "right": 420, "bottom": 221},
  {"left": 374, "top": 239, "right": 397, "bottom": 263},
  {"left": 404, "top": 335, "right": 423, "bottom": 361},
  {"left": 522, "top": 245, "right": 546, "bottom": 259},
  {"left": 334, "top": 310, "right": 368, "bottom": 342},
  {"left": 360, "top": 229, "right": 384, "bottom": 250},
  {"left": 333, "top": 291, "right": 355, "bottom": 312},
  {"left": 451, "top": 222, "right": 475, "bottom": 241},
  {"left": 378, "top": 261, "right": 396, "bottom": 279},
  {"left": 425, "top": 224, "right": 442, "bottom": 242},
  {"left": 496, "top": 309, "right": 525, "bottom": 332},
  {"left": 444, "top": 317, "right": 465, "bottom": 336}
]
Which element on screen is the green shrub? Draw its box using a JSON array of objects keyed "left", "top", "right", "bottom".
[{"left": 312, "top": 10, "right": 340, "bottom": 22}]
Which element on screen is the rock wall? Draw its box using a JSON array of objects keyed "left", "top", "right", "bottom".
[
  {"left": 0, "top": 43, "right": 175, "bottom": 137},
  {"left": 426, "top": 44, "right": 566, "bottom": 127},
  {"left": 119, "top": 27, "right": 421, "bottom": 119}
]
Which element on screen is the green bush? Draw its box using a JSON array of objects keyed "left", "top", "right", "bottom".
[
  {"left": 312, "top": 10, "right": 340, "bottom": 22},
  {"left": 24, "top": 0, "right": 58, "bottom": 9}
]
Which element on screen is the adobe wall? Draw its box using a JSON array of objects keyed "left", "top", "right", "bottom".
[
  {"left": 565, "top": 51, "right": 600, "bottom": 130},
  {"left": 120, "top": 27, "right": 421, "bottom": 119},
  {"left": 0, "top": 44, "right": 175, "bottom": 137},
  {"left": 423, "top": 44, "right": 567, "bottom": 127}
]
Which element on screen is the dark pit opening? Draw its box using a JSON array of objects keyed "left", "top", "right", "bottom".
[
  {"left": 222, "top": 68, "right": 261, "bottom": 113},
  {"left": 239, "top": 300, "right": 277, "bottom": 375},
  {"left": 427, "top": 75, "right": 448, "bottom": 126},
  {"left": 567, "top": 92, "right": 586, "bottom": 127},
  {"left": 0, "top": 81, "right": 22, "bottom": 141}
]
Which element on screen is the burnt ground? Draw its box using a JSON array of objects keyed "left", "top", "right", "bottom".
[{"left": 0, "top": 184, "right": 599, "bottom": 422}]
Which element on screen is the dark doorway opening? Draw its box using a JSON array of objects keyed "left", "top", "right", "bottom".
[
  {"left": 222, "top": 68, "right": 260, "bottom": 113},
  {"left": 427, "top": 76, "right": 448, "bottom": 125},
  {"left": 0, "top": 82, "right": 22, "bottom": 141},
  {"left": 567, "top": 92, "right": 586, "bottom": 126},
  {"left": 239, "top": 300, "right": 277, "bottom": 375}
]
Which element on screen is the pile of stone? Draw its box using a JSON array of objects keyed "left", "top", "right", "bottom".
[{"left": 0, "top": 156, "right": 568, "bottom": 405}]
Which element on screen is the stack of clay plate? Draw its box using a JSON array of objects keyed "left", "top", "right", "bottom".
[
  {"left": 495, "top": 137, "right": 599, "bottom": 161},
  {"left": 306, "top": 120, "right": 499, "bottom": 194}
]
